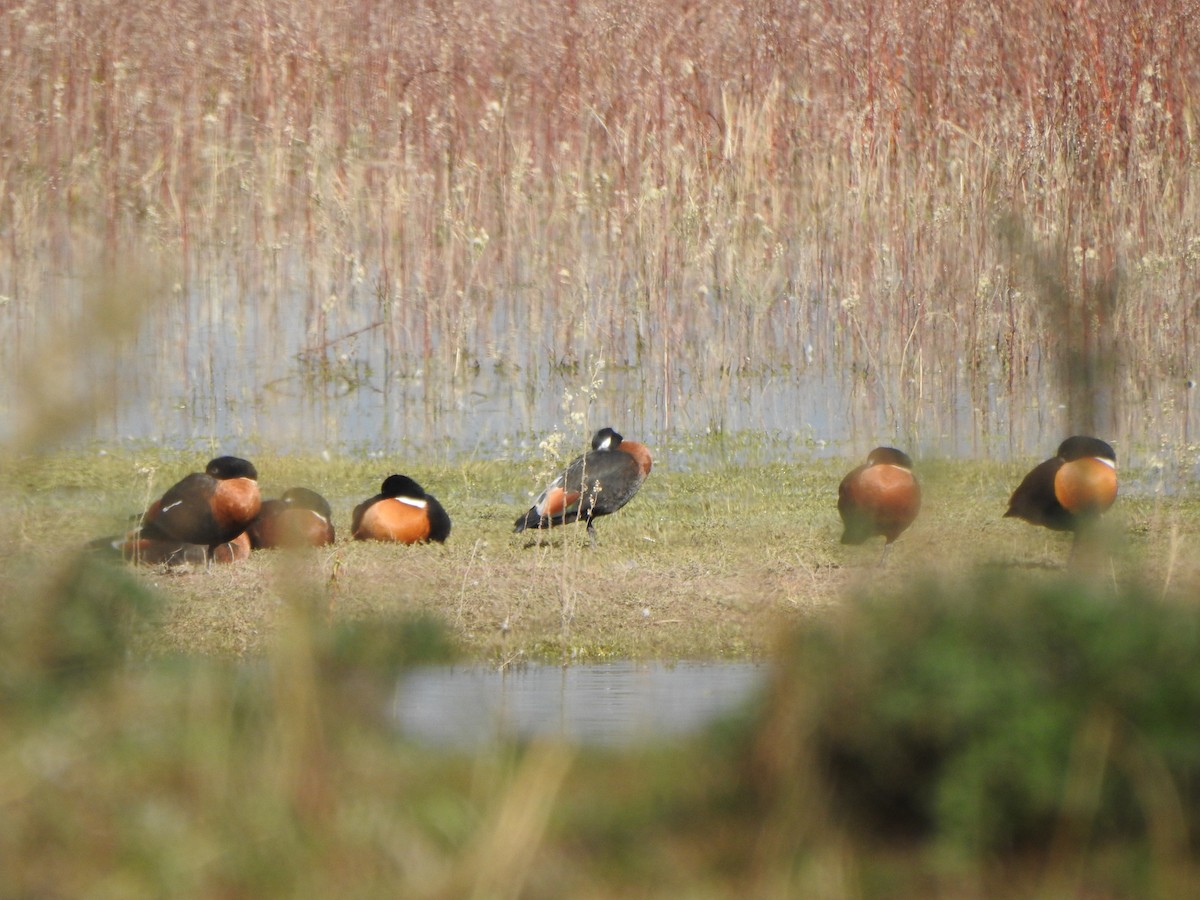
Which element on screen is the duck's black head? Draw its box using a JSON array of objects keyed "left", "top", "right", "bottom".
[
  {"left": 591, "top": 427, "right": 624, "bottom": 451},
  {"left": 1056, "top": 436, "right": 1116, "bottom": 464},
  {"left": 380, "top": 474, "right": 426, "bottom": 499},
  {"left": 206, "top": 456, "right": 259, "bottom": 480}
]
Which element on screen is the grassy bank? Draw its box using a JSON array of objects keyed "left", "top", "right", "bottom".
[
  {"left": 2, "top": 449, "right": 1200, "bottom": 895},
  {"left": 4, "top": 448, "right": 1198, "bottom": 661}
]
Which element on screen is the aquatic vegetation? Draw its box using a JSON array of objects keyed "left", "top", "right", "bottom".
[{"left": 0, "top": 0, "right": 1197, "bottom": 461}]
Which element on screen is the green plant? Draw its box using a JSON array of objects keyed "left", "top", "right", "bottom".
[{"left": 758, "top": 570, "right": 1200, "bottom": 864}]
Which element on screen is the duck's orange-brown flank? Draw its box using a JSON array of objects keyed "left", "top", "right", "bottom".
[
  {"left": 539, "top": 486, "right": 581, "bottom": 519},
  {"left": 212, "top": 531, "right": 252, "bottom": 563},
  {"left": 118, "top": 537, "right": 207, "bottom": 566},
  {"left": 212, "top": 478, "right": 262, "bottom": 534},
  {"left": 351, "top": 474, "right": 452, "bottom": 544},
  {"left": 837, "top": 447, "right": 921, "bottom": 554},
  {"left": 356, "top": 498, "right": 434, "bottom": 544},
  {"left": 115, "top": 532, "right": 247, "bottom": 566},
  {"left": 1054, "top": 457, "right": 1118, "bottom": 516}
]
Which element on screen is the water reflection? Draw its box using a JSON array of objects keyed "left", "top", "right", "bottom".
[
  {"left": 6, "top": 261, "right": 1199, "bottom": 481},
  {"left": 392, "top": 660, "right": 765, "bottom": 748}
]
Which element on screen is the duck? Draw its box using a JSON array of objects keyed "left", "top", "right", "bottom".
[
  {"left": 351, "top": 475, "right": 451, "bottom": 543},
  {"left": 837, "top": 446, "right": 921, "bottom": 564},
  {"left": 125, "top": 456, "right": 261, "bottom": 567},
  {"left": 247, "top": 487, "right": 336, "bottom": 549},
  {"left": 515, "top": 427, "right": 653, "bottom": 545},
  {"left": 1004, "top": 435, "right": 1117, "bottom": 539}
]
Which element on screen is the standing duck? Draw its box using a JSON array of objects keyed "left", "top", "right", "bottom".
[
  {"left": 1004, "top": 436, "right": 1117, "bottom": 543},
  {"left": 837, "top": 446, "right": 921, "bottom": 564},
  {"left": 515, "top": 427, "right": 653, "bottom": 545}
]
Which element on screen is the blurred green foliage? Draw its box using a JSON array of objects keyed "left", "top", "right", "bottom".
[
  {"left": 763, "top": 570, "right": 1200, "bottom": 860},
  {"left": 0, "top": 554, "right": 160, "bottom": 707}
]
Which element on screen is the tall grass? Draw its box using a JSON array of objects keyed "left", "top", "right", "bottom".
[
  {"left": 1, "top": 0, "right": 1197, "bottom": 459},
  {"left": 4, "top": 510, "right": 1200, "bottom": 893}
]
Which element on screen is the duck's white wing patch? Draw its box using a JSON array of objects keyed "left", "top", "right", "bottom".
[
  {"left": 533, "top": 474, "right": 564, "bottom": 508},
  {"left": 393, "top": 496, "right": 428, "bottom": 509},
  {"left": 1094, "top": 456, "right": 1117, "bottom": 469}
]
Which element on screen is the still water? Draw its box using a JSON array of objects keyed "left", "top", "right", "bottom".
[
  {"left": 5, "top": 262, "right": 1198, "bottom": 479},
  {"left": 392, "top": 660, "right": 766, "bottom": 748}
]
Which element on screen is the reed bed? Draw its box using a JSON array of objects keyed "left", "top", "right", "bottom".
[{"left": 1, "top": 0, "right": 1198, "bottom": 462}]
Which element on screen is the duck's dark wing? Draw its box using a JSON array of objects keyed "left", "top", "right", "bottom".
[
  {"left": 1004, "top": 457, "right": 1073, "bottom": 531},
  {"left": 145, "top": 473, "right": 221, "bottom": 545}
]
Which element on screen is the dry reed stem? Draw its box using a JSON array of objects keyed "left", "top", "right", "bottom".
[
  {"left": 455, "top": 741, "right": 575, "bottom": 900},
  {"left": 2, "top": 1, "right": 1197, "bottom": 458}
]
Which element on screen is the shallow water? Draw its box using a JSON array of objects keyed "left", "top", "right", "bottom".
[
  {"left": 5, "top": 266, "right": 1199, "bottom": 483},
  {"left": 391, "top": 660, "right": 766, "bottom": 748}
]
